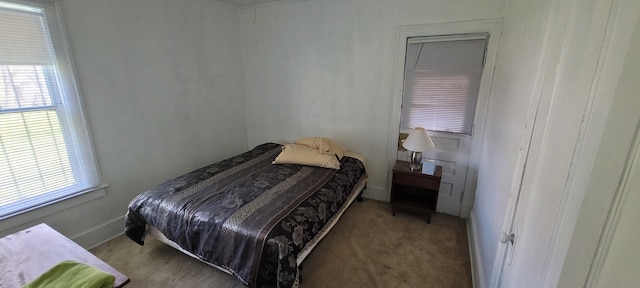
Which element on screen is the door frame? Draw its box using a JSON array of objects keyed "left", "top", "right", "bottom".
[{"left": 386, "top": 19, "right": 503, "bottom": 217}]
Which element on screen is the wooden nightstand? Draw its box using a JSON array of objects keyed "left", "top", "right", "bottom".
[{"left": 390, "top": 160, "right": 443, "bottom": 223}]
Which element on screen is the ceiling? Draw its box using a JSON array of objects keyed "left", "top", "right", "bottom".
[{"left": 217, "top": 0, "right": 282, "bottom": 8}]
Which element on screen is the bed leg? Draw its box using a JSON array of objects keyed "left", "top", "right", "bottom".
[
  {"left": 299, "top": 264, "right": 303, "bottom": 284},
  {"left": 357, "top": 185, "right": 366, "bottom": 202}
]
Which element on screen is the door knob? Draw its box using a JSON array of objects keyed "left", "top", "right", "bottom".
[{"left": 500, "top": 231, "right": 515, "bottom": 245}]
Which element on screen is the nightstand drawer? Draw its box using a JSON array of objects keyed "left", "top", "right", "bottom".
[{"left": 393, "top": 173, "right": 440, "bottom": 190}]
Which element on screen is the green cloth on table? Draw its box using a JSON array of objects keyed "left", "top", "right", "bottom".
[{"left": 23, "top": 260, "right": 115, "bottom": 288}]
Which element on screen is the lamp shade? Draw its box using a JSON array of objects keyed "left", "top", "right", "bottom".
[{"left": 402, "top": 127, "right": 435, "bottom": 152}]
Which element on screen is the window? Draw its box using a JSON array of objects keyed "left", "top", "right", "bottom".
[
  {"left": 0, "top": 0, "right": 99, "bottom": 218},
  {"left": 400, "top": 34, "right": 488, "bottom": 135}
]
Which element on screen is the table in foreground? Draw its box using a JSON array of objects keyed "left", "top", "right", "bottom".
[{"left": 0, "top": 223, "right": 129, "bottom": 288}]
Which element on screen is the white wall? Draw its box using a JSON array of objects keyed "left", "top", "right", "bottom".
[
  {"left": 587, "top": 15, "right": 640, "bottom": 288},
  {"left": 595, "top": 143, "right": 640, "bottom": 287},
  {"left": 0, "top": 0, "right": 247, "bottom": 248},
  {"left": 556, "top": 6, "right": 640, "bottom": 286},
  {"left": 238, "top": 0, "right": 506, "bottom": 200}
]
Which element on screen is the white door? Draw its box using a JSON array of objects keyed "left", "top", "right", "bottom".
[
  {"left": 389, "top": 20, "right": 502, "bottom": 217},
  {"left": 492, "top": 0, "right": 628, "bottom": 286}
]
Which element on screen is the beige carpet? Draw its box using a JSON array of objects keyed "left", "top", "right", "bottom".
[{"left": 91, "top": 200, "right": 472, "bottom": 288}]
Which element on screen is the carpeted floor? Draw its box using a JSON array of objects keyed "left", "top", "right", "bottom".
[{"left": 90, "top": 199, "right": 472, "bottom": 288}]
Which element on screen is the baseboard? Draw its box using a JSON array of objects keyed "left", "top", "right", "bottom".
[
  {"left": 362, "top": 185, "right": 387, "bottom": 201},
  {"left": 71, "top": 215, "right": 124, "bottom": 249},
  {"left": 468, "top": 211, "right": 485, "bottom": 288}
]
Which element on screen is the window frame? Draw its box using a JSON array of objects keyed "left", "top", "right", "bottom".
[{"left": 0, "top": 0, "right": 102, "bottom": 220}]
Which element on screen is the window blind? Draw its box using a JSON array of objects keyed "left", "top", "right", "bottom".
[
  {"left": 0, "top": 0, "right": 99, "bottom": 218},
  {"left": 400, "top": 34, "right": 488, "bottom": 135}
]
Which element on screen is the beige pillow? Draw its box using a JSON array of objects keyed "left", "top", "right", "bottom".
[
  {"left": 294, "top": 137, "right": 346, "bottom": 160},
  {"left": 273, "top": 144, "right": 341, "bottom": 169}
]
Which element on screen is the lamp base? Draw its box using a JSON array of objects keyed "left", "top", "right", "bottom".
[{"left": 409, "top": 151, "right": 422, "bottom": 171}]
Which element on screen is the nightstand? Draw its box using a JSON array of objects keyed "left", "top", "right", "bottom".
[{"left": 390, "top": 160, "right": 443, "bottom": 223}]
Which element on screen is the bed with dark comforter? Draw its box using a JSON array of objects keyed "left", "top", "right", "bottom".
[{"left": 125, "top": 143, "right": 367, "bottom": 288}]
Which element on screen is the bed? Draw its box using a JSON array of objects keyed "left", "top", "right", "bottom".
[{"left": 124, "top": 142, "right": 367, "bottom": 288}]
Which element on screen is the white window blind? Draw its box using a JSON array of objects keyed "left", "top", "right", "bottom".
[
  {"left": 0, "top": 0, "right": 99, "bottom": 219},
  {"left": 400, "top": 34, "right": 488, "bottom": 135}
]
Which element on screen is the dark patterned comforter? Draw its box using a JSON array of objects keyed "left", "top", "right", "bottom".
[{"left": 125, "top": 143, "right": 367, "bottom": 288}]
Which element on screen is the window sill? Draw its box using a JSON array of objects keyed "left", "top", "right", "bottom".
[{"left": 0, "top": 184, "right": 108, "bottom": 233}]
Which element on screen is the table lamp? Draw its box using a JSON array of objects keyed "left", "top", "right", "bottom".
[{"left": 402, "top": 127, "right": 435, "bottom": 171}]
